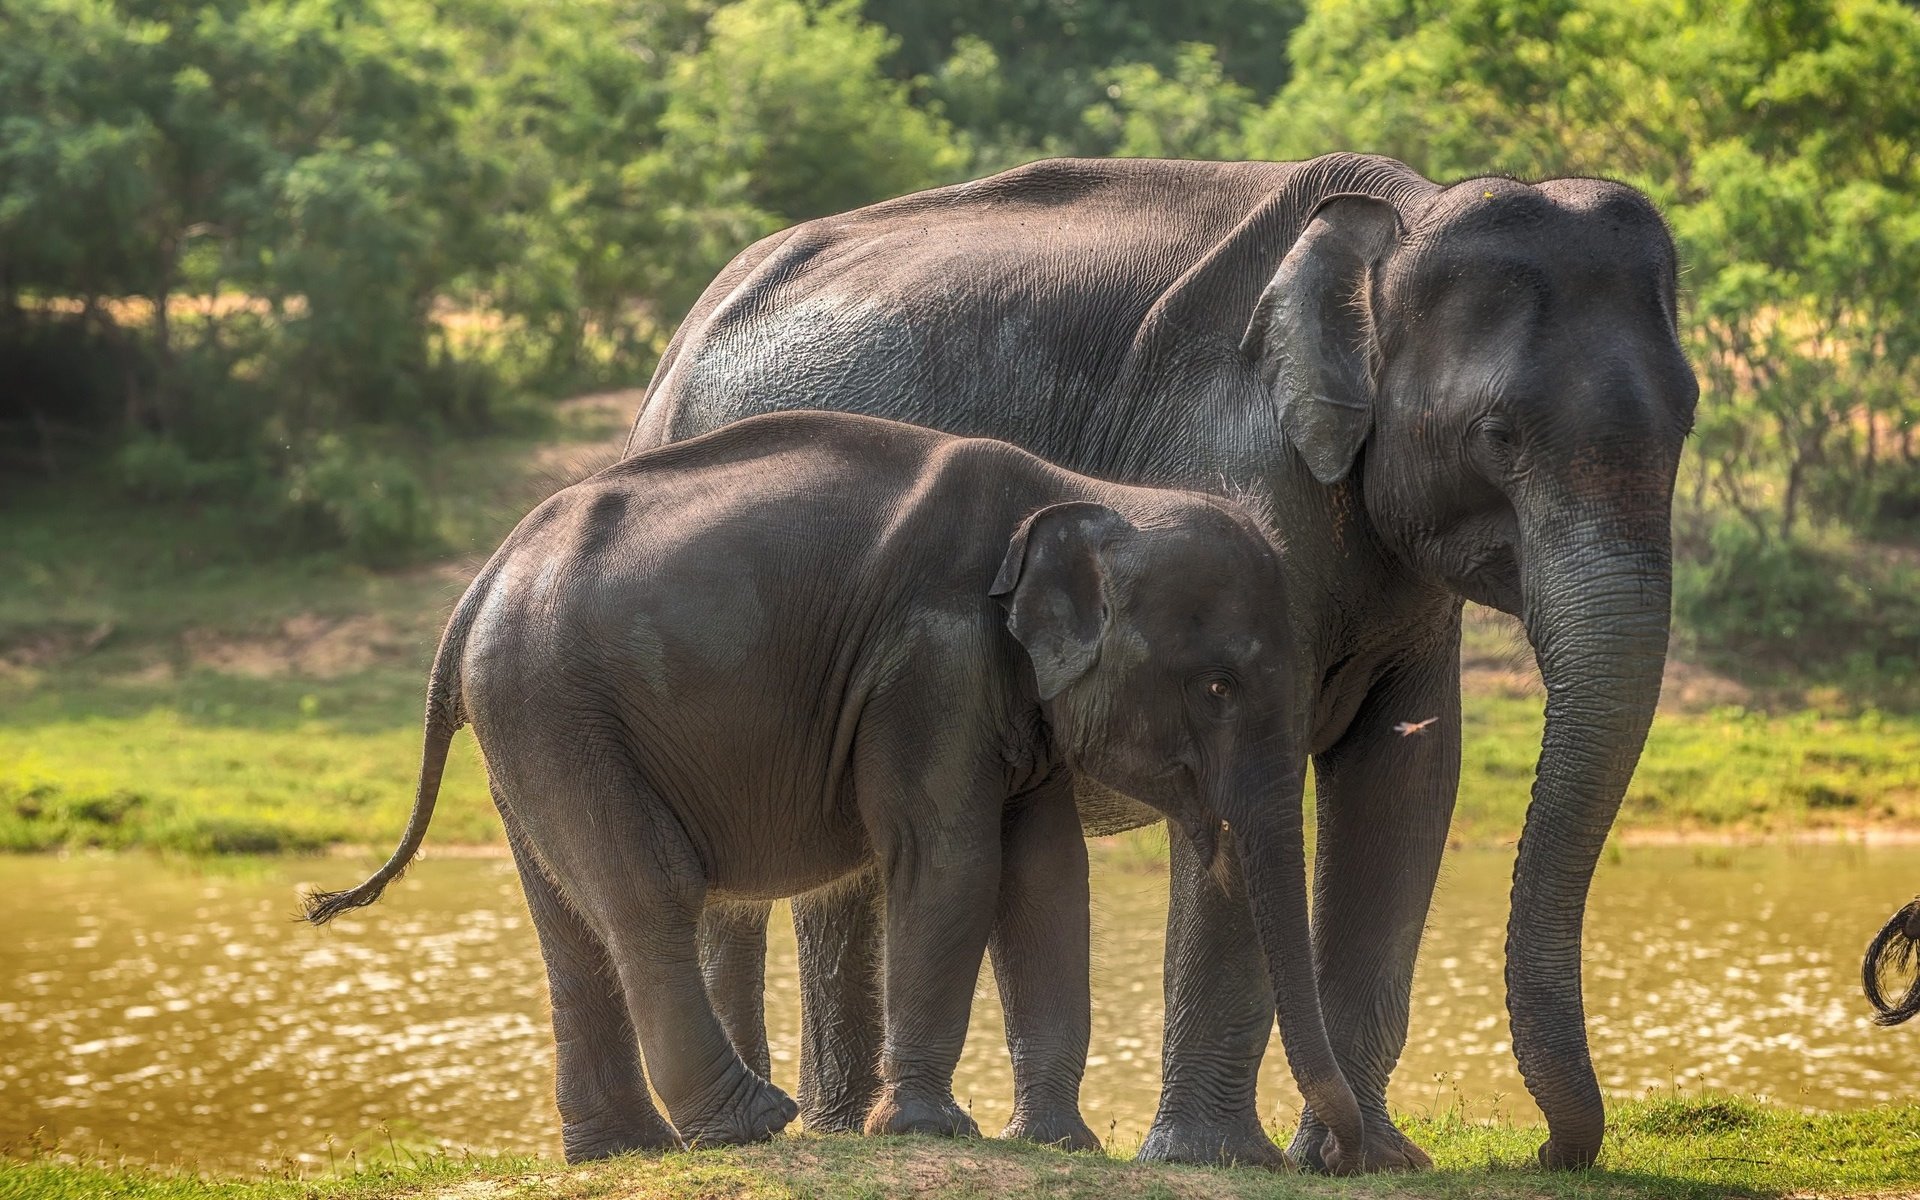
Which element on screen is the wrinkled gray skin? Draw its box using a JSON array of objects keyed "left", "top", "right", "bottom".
[
  {"left": 621, "top": 154, "right": 1699, "bottom": 1172},
  {"left": 303, "top": 411, "right": 1368, "bottom": 1162}
]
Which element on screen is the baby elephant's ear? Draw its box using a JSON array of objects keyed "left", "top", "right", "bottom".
[{"left": 990, "top": 501, "right": 1130, "bottom": 701}]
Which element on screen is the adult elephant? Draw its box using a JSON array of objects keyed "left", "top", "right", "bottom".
[{"left": 614, "top": 153, "right": 1697, "bottom": 1171}]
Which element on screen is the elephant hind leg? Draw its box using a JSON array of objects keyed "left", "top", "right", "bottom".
[
  {"left": 498, "top": 772, "right": 797, "bottom": 1149},
  {"left": 793, "top": 872, "right": 885, "bottom": 1133},
  {"left": 500, "top": 807, "right": 677, "bottom": 1162},
  {"left": 699, "top": 900, "right": 774, "bottom": 1079}
]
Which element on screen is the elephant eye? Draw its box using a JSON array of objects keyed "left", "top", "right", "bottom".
[
  {"left": 1470, "top": 417, "right": 1519, "bottom": 477},
  {"left": 1206, "top": 678, "right": 1233, "bottom": 699},
  {"left": 1477, "top": 418, "right": 1515, "bottom": 449}
]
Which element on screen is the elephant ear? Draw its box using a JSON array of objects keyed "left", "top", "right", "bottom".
[
  {"left": 1242, "top": 193, "right": 1401, "bottom": 486},
  {"left": 990, "top": 502, "right": 1131, "bottom": 701}
]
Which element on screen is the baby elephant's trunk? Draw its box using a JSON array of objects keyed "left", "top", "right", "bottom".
[{"left": 302, "top": 601, "right": 472, "bottom": 924}]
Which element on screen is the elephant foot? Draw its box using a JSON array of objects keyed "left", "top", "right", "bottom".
[
  {"left": 560, "top": 1112, "right": 682, "bottom": 1162},
  {"left": 674, "top": 1074, "right": 799, "bottom": 1147},
  {"left": 1136, "top": 1107, "right": 1288, "bottom": 1169},
  {"left": 800, "top": 1076, "right": 883, "bottom": 1135},
  {"left": 1002, "top": 1106, "right": 1101, "bottom": 1152},
  {"left": 801, "top": 1098, "right": 873, "bottom": 1135},
  {"left": 1290, "top": 1114, "right": 1432, "bottom": 1174},
  {"left": 1538, "top": 1137, "right": 1600, "bottom": 1170},
  {"left": 864, "top": 1087, "right": 981, "bottom": 1139}
]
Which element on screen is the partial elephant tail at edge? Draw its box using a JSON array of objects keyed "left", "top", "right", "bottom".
[
  {"left": 1862, "top": 896, "right": 1920, "bottom": 1027},
  {"left": 302, "top": 584, "right": 480, "bottom": 926}
]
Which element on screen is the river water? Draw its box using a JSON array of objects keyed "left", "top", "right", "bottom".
[{"left": 1, "top": 842, "right": 1913, "bottom": 1172}]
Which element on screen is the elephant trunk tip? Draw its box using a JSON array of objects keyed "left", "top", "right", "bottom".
[
  {"left": 1863, "top": 897, "right": 1920, "bottom": 1027},
  {"left": 1538, "top": 1131, "right": 1603, "bottom": 1170}
]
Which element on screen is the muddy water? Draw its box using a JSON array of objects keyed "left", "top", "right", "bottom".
[{"left": 1, "top": 843, "right": 1914, "bottom": 1172}]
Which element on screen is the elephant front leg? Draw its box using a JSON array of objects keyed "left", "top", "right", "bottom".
[
  {"left": 990, "top": 774, "right": 1098, "bottom": 1151},
  {"left": 1288, "top": 654, "right": 1460, "bottom": 1174},
  {"left": 793, "top": 873, "right": 885, "bottom": 1132},
  {"left": 853, "top": 732, "right": 1005, "bottom": 1140},
  {"left": 1137, "top": 824, "right": 1288, "bottom": 1169},
  {"left": 862, "top": 829, "right": 1000, "bottom": 1140}
]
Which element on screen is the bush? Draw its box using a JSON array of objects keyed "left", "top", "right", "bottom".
[
  {"left": 115, "top": 436, "right": 256, "bottom": 501},
  {"left": 112, "top": 429, "right": 442, "bottom": 567},
  {"left": 1868, "top": 471, "right": 1920, "bottom": 539},
  {"left": 1675, "top": 518, "right": 1920, "bottom": 682},
  {"left": 278, "top": 436, "right": 438, "bottom": 566}
]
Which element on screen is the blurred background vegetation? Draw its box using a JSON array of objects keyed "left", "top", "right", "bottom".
[{"left": 4, "top": 0, "right": 1919, "bottom": 694}]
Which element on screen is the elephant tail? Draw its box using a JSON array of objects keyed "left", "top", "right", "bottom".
[
  {"left": 302, "top": 585, "right": 478, "bottom": 926},
  {"left": 1863, "top": 896, "right": 1920, "bottom": 1026}
]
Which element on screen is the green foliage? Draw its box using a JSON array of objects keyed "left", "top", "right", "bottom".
[
  {"left": 1674, "top": 517, "right": 1920, "bottom": 683},
  {"left": 1266, "top": 0, "right": 1920, "bottom": 675},
  {"left": 115, "top": 435, "right": 254, "bottom": 501},
  {"left": 4, "top": 0, "right": 1918, "bottom": 669},
  {"left": 0, "top": 0, "right": 975, "bottom": 562},
  {"left": 1082, "top": 44, "right": 1258, "bottom": 160},
  {"left": 657, "top": 0, "right": 966, "bottom": 225},
  {"left": 278, "top": 436, "right": 438, "bottom": 565},
  {"left": 869, "top": 0, "right": 1303, "bottom": 163},
  {"left": 0, "top": 707, "right": 500, "bottom": 856}
]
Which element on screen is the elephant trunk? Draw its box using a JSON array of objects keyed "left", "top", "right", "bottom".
[
  {"left": 1225, "top": 747, "right": 1368, "bottom": 1172},
  {"left": 1508, "top": 517, "right": 1672, "bottom": 1169}
]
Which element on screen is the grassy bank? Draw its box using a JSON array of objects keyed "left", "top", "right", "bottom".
[
  {"left": 5, "top": 1098, "right": 1919, "bottom": 1199},
  {"left": 8, "top": 687, "right": 1920, "bottom": 857},
  {"left": 6, "top": 392, "right": 1920, "bottom": 857}
]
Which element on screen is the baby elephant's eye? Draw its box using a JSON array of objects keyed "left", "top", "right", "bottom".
[{"left": 1206, "top": 679, "right": 1233, "bottom": 699}]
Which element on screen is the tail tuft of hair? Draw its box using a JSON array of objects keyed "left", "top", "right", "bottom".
[
  {"left": 301, "top": 882, "right": 389, "bottom": 926},
  {"left": 1864, "top": 897, "right": 1920, "bottom": 1027}
]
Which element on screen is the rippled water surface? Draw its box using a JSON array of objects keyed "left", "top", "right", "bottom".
[{"left": 2, "top": 843, "right": 1914, "bottom": 1171}]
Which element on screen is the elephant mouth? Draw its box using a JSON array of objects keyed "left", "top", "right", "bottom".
[
  {"left": 1184, "top": 816, "right": 1227, "bottom": 878},
  {"left": 1459, "top": 545, "right": 1522, "bottom": 615}
]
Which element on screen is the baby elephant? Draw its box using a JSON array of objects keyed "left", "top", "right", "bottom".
[{"left": 305, "top": 410, "right": 1364, "bottom": 1163}]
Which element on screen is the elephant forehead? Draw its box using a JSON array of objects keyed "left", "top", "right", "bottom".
[
  {"left": 1398, "top": 180, "right": 1668, "bottom": 303},
  {"left": 1109, "top": 603, "right": 1265, "bottom": 669},
  {"left": 1400, "top": 226, "right": 1665, "bottom": 308},
  {"left": 1103, "top": 623, "right": 1155, "bottom": 671}
]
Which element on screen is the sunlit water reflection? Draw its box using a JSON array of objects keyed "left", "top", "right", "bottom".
[{"left": 1, "top": 842, "right": 1913, "bottom": 1171}]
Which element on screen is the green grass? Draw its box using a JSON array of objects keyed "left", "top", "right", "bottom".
[
  {"left": 5, "top": 392, "right": 1920, "bottom": 856},
  {"left": 1456, "top": 694, "right": 1920, "bottom": 842},
  {"left": 0, "top": 395, "right": 626, "bottom": 856},
  {"left": 3, "top": 1098, "right": 1917, "bottom": 1199},
  {"left": 9, "top": 687, "right": 1920, "bottom": 857}
]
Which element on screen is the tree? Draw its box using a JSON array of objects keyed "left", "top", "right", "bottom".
[
  {"left": 869, "top": 0, "right": 1304, "bottom": 160},
  {"left": 1266, "top": 0, "right": 1920, "bottom": 538},
  {"left": 1081, "top": 43, "right": 1257, "bottom": 160},
  {"left": 654, "top": 0, "right": 966, "bottom": 226}
]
